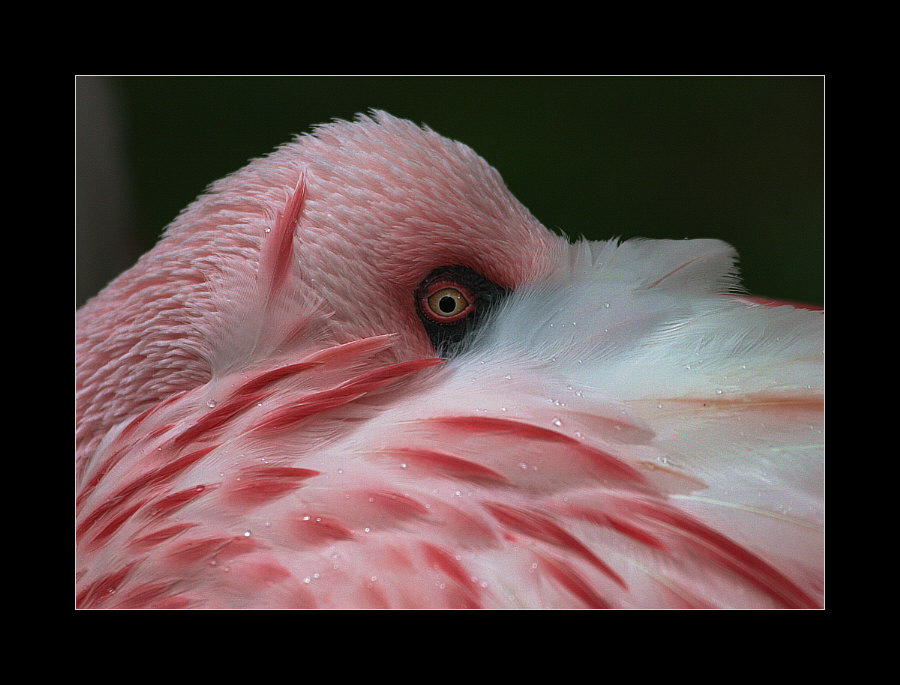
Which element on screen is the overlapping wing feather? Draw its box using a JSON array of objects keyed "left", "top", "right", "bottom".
[{"left": 75, "top": 238, "right": 824, "bottom": 609}]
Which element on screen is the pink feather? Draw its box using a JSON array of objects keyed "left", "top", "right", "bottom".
[{"left": 76, "top": 111, "right": 824, "bottom": 609}]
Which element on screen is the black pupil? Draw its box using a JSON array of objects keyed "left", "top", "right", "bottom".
[{"left": 439, "top": 295, "right": 456, "bottom": 313}]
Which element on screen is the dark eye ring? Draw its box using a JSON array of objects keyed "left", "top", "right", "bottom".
[{"left": 414, "top": 265, "right": 508, "bottom": 356}]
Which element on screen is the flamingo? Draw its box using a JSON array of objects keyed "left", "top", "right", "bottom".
[{"left": 75, "top": 110, "right": 824, "bottom": 609}]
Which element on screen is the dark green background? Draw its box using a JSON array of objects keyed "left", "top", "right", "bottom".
[{"left": 75, "top": 76, "right": 823, "bottom": 308}]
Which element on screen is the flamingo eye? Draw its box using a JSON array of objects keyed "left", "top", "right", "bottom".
[
  {"left": 414, "top": 265, "right": 508, "bottom": 356},
  {"left": 426, "top": 286, "right": 472, "bottom": 320}
]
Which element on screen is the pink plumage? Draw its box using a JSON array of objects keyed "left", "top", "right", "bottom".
[{"left": 75, "top": 111, "right": 824, "bottom": 609}]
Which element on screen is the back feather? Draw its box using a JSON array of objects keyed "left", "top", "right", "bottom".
[{"left": 75, "top": 237, "right": 823, "bottom": 609}]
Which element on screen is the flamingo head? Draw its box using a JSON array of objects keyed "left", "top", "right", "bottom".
[{"left": 77, "top": 111, "right": 563, "bottom": 455}]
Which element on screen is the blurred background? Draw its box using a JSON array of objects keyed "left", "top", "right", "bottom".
[{"left": 75, "top": 75, "right": 824, "bottom": 309}]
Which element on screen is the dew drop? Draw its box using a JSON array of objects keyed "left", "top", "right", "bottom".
[
  {"left": 206, "top": 399, "right": 217, "bottom": 408},
  {"left": 551, "top": 417, "right": 562, "bottom": 427}
]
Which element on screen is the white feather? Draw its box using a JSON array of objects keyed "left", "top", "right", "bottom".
[
  {"left": 439, "top": 237, "right": 824, "bottom": 602},
  {"left": 77, "top": 237, "right": 824, "bottom": 608}
]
